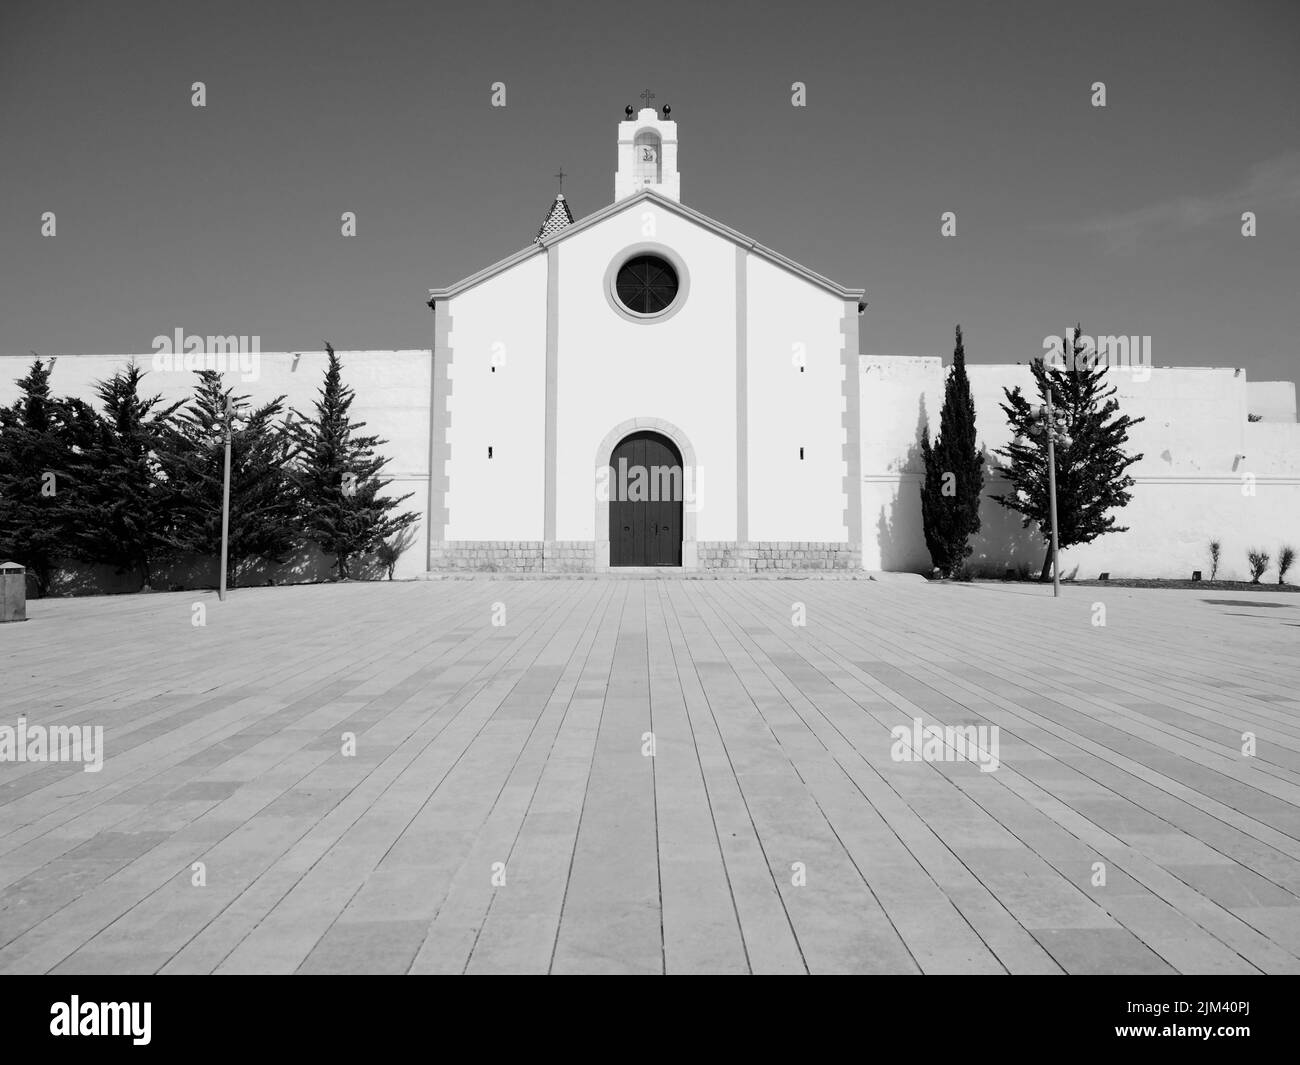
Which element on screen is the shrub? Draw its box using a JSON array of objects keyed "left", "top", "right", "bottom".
[
  {"left": 1208, "top": 539, "right": 1221, "bottom": 581},
  {"left": 1247, "top": 548, "right": 1270, "bottom": 583},
  {"left": 375, "top": 527, "right": 419, "bottom": 581},
  {"left": 1279, "top": 545, "right": 1296, "bottom": 585}
]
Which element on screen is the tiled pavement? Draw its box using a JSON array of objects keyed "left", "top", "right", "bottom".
[{"left": 1, "top": 578, "right": 1298, "bottom": 974}]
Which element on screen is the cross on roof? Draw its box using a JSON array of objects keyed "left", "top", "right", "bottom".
[
  {"left": 554, "top": 167, "right": 566, "bottom": 192},
  {"left": 640, "top": 88, "right": 655, "bottom": 110}
]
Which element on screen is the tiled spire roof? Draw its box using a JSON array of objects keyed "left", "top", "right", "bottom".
[{"left": 534, "top": 193, "right": 575, "bottom": 243}]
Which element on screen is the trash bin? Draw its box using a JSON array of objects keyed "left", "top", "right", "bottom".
[{"left": 1, "top": 562, "right": 27, "bottom": 623}]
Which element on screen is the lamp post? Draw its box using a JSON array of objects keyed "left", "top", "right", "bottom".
[
  {"left": 1027, "top": 380, "right": 1072, "bottom": 598},
  {"left": 218, "top": 396, "right": 233, "bottom": 602}
]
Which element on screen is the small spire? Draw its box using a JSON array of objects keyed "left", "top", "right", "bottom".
[{"left": 534, "top": 189, "right": 575, "bottom": 244}]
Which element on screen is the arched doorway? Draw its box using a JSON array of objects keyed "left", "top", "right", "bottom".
[{"left": 609, "top": 430, "right": 683, "bottom": 566}]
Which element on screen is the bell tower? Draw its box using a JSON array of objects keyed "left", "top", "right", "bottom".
[{"left": 615, "top": 96, "right": 679, "bottom": 202}]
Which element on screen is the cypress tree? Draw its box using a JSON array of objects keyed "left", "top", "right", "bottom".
[
  {"left": 291, "top": 345, "right": 418, "bottom": 579},
  {"left": 0, "top": 359, "right": 90, "bottom": 596},
  {"left": 167, "top": 371, "right": 302, "bottom": 588},
  {"left": 919, "top": 326, "right": 985, "bottom": 577},
  {"left": 61, "top": 363, "right": 185, "bottom": 590}
]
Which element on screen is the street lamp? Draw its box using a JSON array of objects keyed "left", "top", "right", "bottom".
[
  {"left": 1026, "top": 388, "right": 1072, "bottom": 597},
  {"left": 218, "top": 396, "right": 233, "bottom": 602}
]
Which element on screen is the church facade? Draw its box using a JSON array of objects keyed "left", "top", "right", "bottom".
[
  {"left": 426, "top": 106, "right": 865, "bottom": 573},
  {"left": 5, "top": 107, "right": 1300, "bottom": 588}
]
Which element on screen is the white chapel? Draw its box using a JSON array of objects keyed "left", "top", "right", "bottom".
[{"left": 425, "top": 104, "right": 867, "bottom": 573}]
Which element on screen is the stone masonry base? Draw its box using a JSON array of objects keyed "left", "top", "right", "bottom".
[
  {"left": 429, "top": 540, "right": 860, "bottom": 574},
  {"left": 428, "top": 541, "right": 593, "bottom": 573},
  {"left": 695, "top": 541, "right": 861, "bottom": 572}
]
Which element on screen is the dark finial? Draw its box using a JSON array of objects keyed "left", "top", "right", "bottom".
[
  {"left": 625, "top": 105, "right": 634, "bottom": 118},
  {"left": 662, "top": 104, "right": 670, "bottom": 117}
]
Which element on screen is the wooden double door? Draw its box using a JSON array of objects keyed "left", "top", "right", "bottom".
[{"left": 609, "top": 431, "right": 683, "bottom": 567}]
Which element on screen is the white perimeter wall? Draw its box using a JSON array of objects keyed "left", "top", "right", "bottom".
[
  {"left": 746, "top": 256, "right": 850, "bottom": 542},
  {"left": 444, "top": 253, "right": 547, "bottom": 541},
  {"left": 861, "top": 356, "right": 1300, "bottom": 579},
  {"left": 1247, "top": 380, "right": 1297, "bottom": 423},
  {"left": 0, "top": 349, "right": 433, "bottom": 579},
  {"left": 553, "top": 203, "right": 738, "bottom": 542}
]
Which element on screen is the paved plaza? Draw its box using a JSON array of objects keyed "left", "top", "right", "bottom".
[{"left": 1, "top": 577, "right": 1298, "bottom": 974}]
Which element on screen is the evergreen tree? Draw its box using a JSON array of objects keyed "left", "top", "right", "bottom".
[
  {"left": 991, "top": 327, "right": 1145, "bottom": 580},
  {"left": 919, "top": 326, "right": 985, "bottom": 577},
  {"left": 291, "top": 346, "right": 418, "bottom": 579},
  {"left": 167, "top": 371, "right": 302, "bottom": 588},
  {"left": 61, "top": 363, "right": 185, "bottom": 590},
  {"left": 0, "top": 359, "right": 91, "bottom": 596}
]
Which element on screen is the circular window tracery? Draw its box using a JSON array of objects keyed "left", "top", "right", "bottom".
[{"left": 614, "top": 254, "right": 680, "bottom": 315}]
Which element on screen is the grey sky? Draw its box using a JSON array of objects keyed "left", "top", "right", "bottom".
[{"left": 1, "top": 0, "right": 1296, "bottom": 383}]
